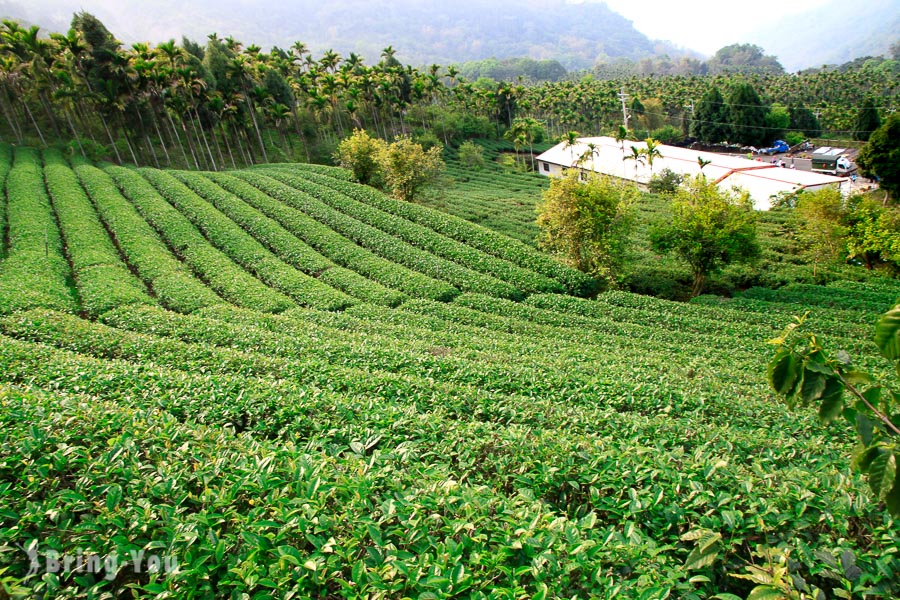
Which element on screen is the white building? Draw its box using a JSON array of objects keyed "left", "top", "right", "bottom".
[{"left": 535, "top": 137, "right": 850, "bottom": 210}]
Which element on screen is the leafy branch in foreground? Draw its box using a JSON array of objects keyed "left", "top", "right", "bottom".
[{"left": 767, "top": 299, "right": 900, "bottom": 515}]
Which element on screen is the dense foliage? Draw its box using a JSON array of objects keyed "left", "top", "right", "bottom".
[
  {"left": 649, "top": 176, "right": 760, "bottom": 297},
  {"left": 536, "top": 170, "right": 636, "bottom": 284},
  {"left": 768, "top": 299, "right": 900, "bottom": 516},
  {"left": 856, "top": 114, "right": 900, "bottom": 200},
  {"left": 0, "top": 13, "right": 895, "bottom": 171},
  {"left": 0, "top": 143, "right": 897, "bottom": 598}
]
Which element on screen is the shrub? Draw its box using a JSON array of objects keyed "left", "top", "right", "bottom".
[
  {"left": 648, "top": 168, "right": 684, "bottom": 195},
  {"left": 458, "top": 140, "right": 486, "bottom": 170}
]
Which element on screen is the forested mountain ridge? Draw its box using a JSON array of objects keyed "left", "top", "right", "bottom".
[{"left": 3, "top": 0, "right": 659, "bottom": 69}]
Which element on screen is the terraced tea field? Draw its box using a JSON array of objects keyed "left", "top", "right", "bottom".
[{"left": 0, "top": 145, "right": 898, "bottom": 598}]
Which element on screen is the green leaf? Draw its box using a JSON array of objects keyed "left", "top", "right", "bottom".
[
  {"left": 367, "top": 524, "right": 383, "bottom": 547},
  {"left": 351, "top": 560, "right": 367, "bottom": 585},
  {"left": 696, "top": 531, "right": 721, "bottom": 552},
  {"left": 747, "top": 585, "right": 788, "bottom": 600},
  {"left": 277, "top": 545, "right": 301, "bottom": 567},
  {"left": 818, "top": 386, "right": 844, "bottom": 425},
  {"left": 867, "top": 449, "right": 897, "bottom": 501},
  {"left": 768, "top": 350, "right": 800, "bottom": 396},
  {"left": 800, "top": 371, "right": 826, "bottom": 405},
  {"left": 856, "top": 413, "right": 876, "bottom": 446},
  {"left": 885, "top": 472, "right": 900, "bottom": 517},
  {"left": 684, "top": 543, "right": 719, "bottom": 571},
  {"left": 874, "top": 304, "right": 900, "bottom": 361},
  {"left": 680, "top": 529, "right": 705, "bottom": 542},
  {"left": 106, "top": 484, "right": 122, "bottom": 512},
  {"left": 531, "top": 584, "right": 548, "bottom": 600},
  {"left": 843, "top": 370, "right": 872, "bottom": 385},
  {"left": 804, "top": 360, "right": 833, "bottom": 375}
]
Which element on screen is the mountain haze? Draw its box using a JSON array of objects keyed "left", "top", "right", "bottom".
[
  {"left": 747, "top": 0, "right": 899, "bottom": 71},
  {"left": 4, "top": 0, "right": 658, "bottom": 69}
]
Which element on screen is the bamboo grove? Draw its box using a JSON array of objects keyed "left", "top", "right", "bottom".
[{"left": 1, "top": 12, "right": 897, "bottom": 170}]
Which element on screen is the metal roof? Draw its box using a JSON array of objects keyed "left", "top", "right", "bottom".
[{"left": 535, "top": 137, "right": 849, "bottom": 210}]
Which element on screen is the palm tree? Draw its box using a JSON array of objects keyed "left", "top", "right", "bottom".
[
  {"left": 642, "top": 138, "right": 663, "bottom": 176},
  {"left": 615, "top": 125, "right": 628, "bottom": 152},
  {"left": 228, "top": 54, "right": 268, "bottom": 162},
  {"left": 697, "top": 156, "right": 712, "bottom": 172},
  {"left": 624, "top": 145, "right": 645, "bottom": 179},
  {"left": 562, "top": 130, "right": 580, "bottom": 167},
  {"left": 584, "top": 141, "right": 599, "bottom": 173}
]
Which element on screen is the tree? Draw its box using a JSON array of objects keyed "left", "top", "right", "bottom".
[
  {"left": 536, "top": 170, "right": 637, "bottom": 284},
  {"left": 766, "top": 302, "right": 900, "bottom": 516},
  {"left": 691, "top": 86, "right": 729, "bottom": 144},
  {"left": 764, "top": 103, "right": 791, "bottom": 142},
  {"left": 726, "top": 83, "right": 767, "bottom": 147},
  {"left": 561, "top": 130, "right": 580, "bottom": 166},
  {"left": 856, "top": 114, "right": 899, "bottom": 200},
  {"left": 458, "top": 140, "right": 485, "bottom": 170},
  {"left": 642, "top": 137, "right": 662, "bottom": 175},
  {"left": 794, "top": 189, "right": 849, "bottom": 277},
  {"left": 623, "top": 145, "right": 645, "bottom": 179},
  {"left": 788, "top": 105, "right": 821, "bottom": 138},
  {"left": 614, "top": 125, "right": 627, "bottom": 151},
  {"left": 377, "top": 136, "right": 444, "bottom": 202},
  {"left": 842, "top": 195, "right": 900, "bottom": 272},
  {"left": 853, "top": 98, "right": 881, "bottom": 141},
  {"left": 334, "top": 129, "right": 387, "bottom": 186},
  {"left": 706, "top": 44, "right": 784, "bottom": 75},
  {"left": 650, "top": 175, "right": 760, "bottom": 296}
]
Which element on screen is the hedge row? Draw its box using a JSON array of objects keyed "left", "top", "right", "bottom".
[
  {"left": 139, "top": 168, "right": 355, "bottom": 312},
  {"left": 263, "top": 164, "right": 597, "bottom": 297},
  {"left": 0, "top": 148, "right": 76, "bottom": 313},
  {"left": 253, "top": 161, "right": 356, "bottom": 181},
  {"left": 235, "top": 171, "right": 523, "bottom": 300},
  {"left": 172, "top": 171, "right": 405, "bottom": 307},
  {"left": 74, "top": 165, "right": 223, "bottom": 314},
  {"left": 205, "top": 172, "right": 457, "bottom": 302},
  {"left": 104, "top": 166, "right": 294, "bottom": 313},
  {"left": 42, "top": 151, "right": 153, "bottom": 316},
  {"left": 741, "top": 284, "right": 897, "bottom": 315},
  {"left": 265, "top": 169, "right": 564, "bottom": 295}
]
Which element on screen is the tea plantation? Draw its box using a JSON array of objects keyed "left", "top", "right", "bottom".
[{"left": 0, "top": 145, "right": 898, "bottom": 598}]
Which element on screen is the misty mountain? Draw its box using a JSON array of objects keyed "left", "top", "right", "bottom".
[
  {"left": 747, "top": 0, "right": 899, "bottom": 72},
  {"left": 3, "top": 0, "right": 660, "bottom": 69}
]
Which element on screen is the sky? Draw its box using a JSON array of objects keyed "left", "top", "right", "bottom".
[{"left": 598, "top": 0, "right": 831, "bottom": 54}]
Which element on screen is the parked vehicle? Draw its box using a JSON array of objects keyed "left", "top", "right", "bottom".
[
  {"left": 759, "top": 140, "right": 790, "bottom": 155},
  {"left": 811, "top": 147, "right": 854, "bottom": 175}
]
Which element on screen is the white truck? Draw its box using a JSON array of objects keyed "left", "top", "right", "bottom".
[{"left": 810, "top": 147, "right": 854, "bottom": 175}]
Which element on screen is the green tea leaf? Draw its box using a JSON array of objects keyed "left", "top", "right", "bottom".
[
  {"left": 105, "top": 484, "right": 122, "bottom": 512},
  {"left": 747, "top": 585, "right": 787, "bottom": 600},
  {"left": 874, "top": 304, "right": 900, "bottom": 361}
]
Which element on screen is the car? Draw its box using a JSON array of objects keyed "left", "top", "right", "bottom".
[{"left": 759, "top": 139, "right": 790, "bottom": 155}]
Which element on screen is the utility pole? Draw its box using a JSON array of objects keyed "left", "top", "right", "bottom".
[{"left": 618, "top": 88, "right": 630, "bottom": 130}]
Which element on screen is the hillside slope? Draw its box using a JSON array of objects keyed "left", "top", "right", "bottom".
[
  {"left": 748, "top": 0, "right": 899, "bottom": 71},
  {"left": 0, "top": 147, "right": 898, "bottom": 597},
  {"left": 2, "top": 0, "right": 657, "bottom": 69}
]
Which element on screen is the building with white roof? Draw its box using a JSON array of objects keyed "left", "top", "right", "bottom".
[{"left": 535, "top": 137, "right": 850, "bottom": 210}]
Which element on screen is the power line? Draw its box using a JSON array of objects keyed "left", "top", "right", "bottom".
[{"left": 634, "top": 109, "right": 881, "bottom": 134}]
